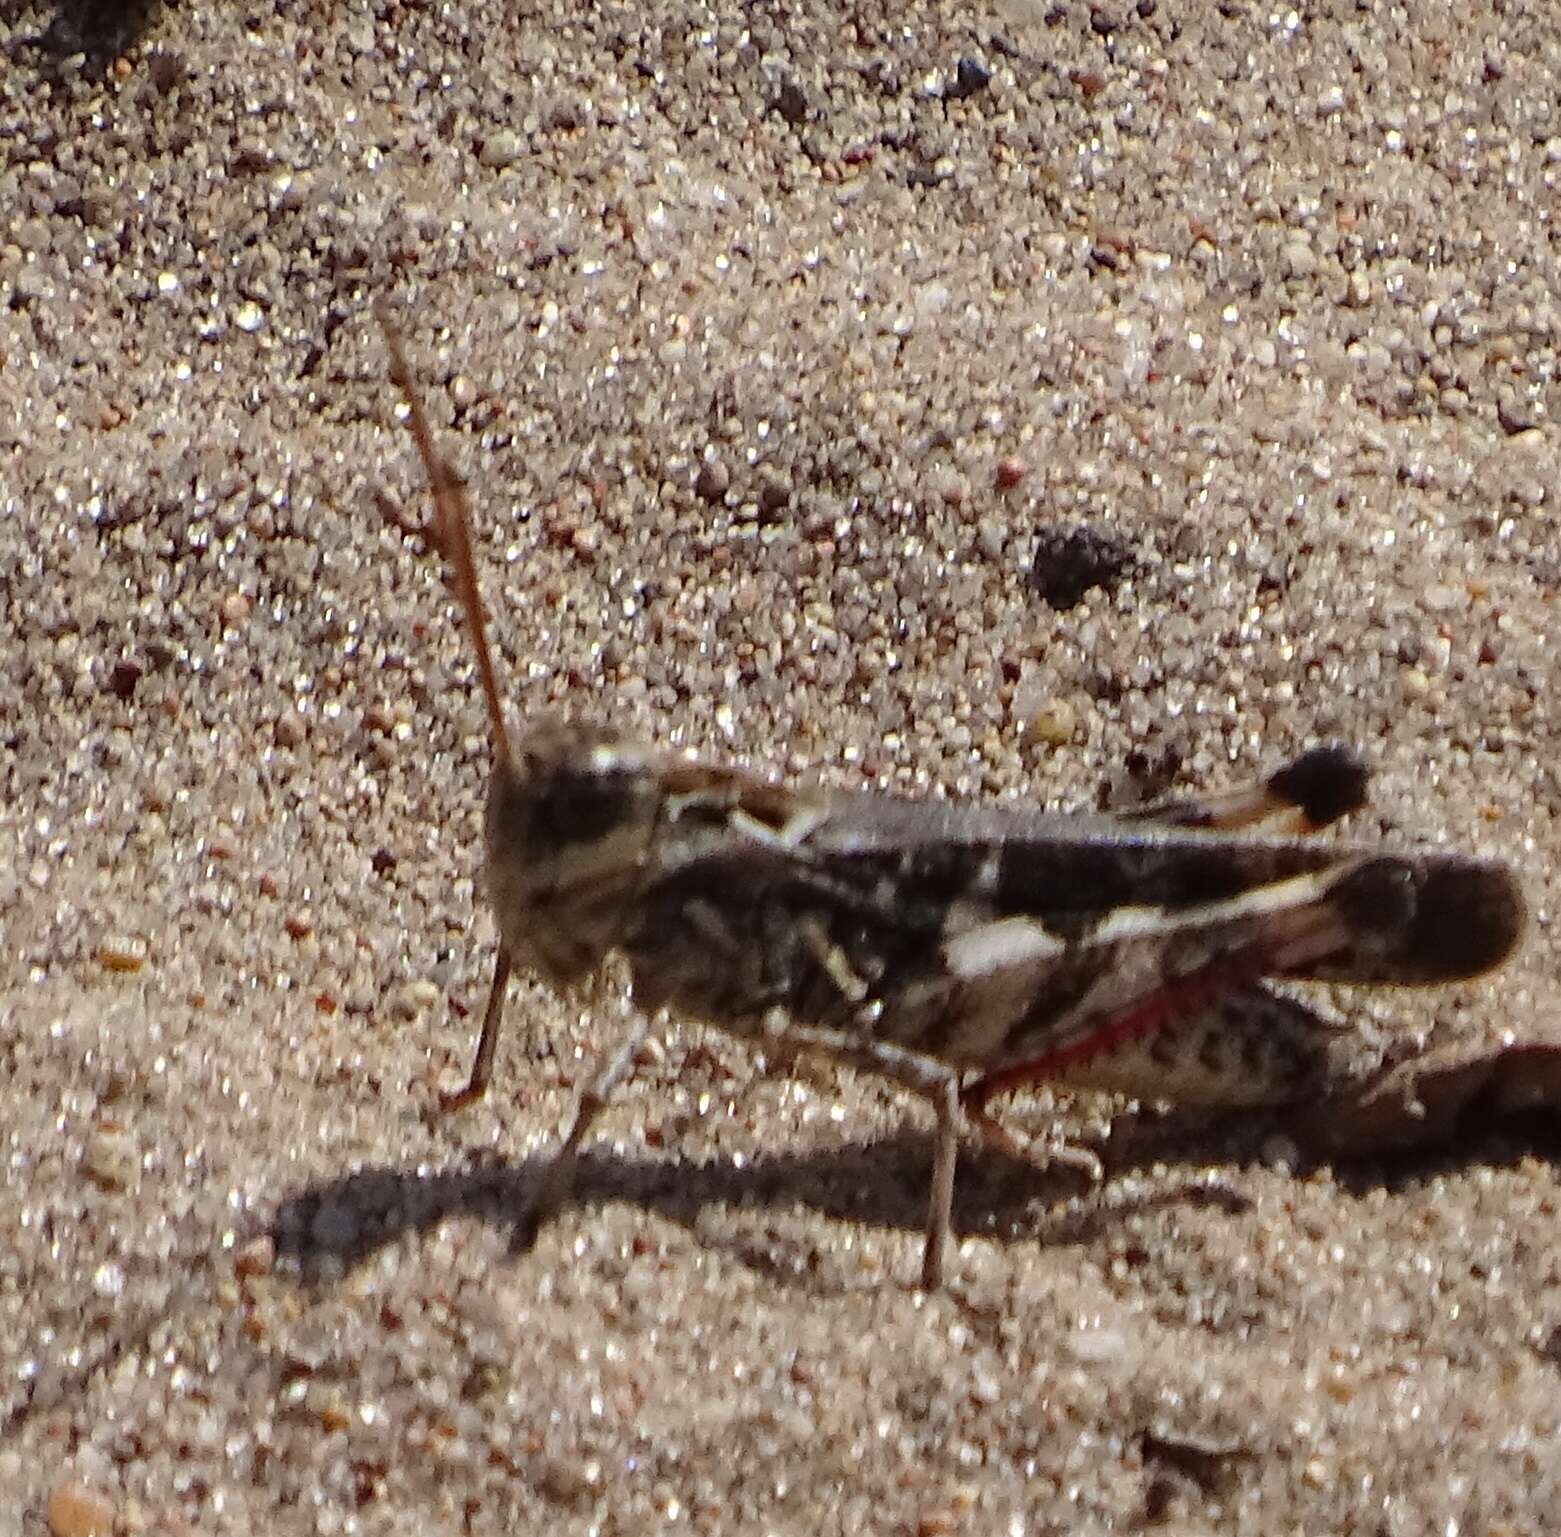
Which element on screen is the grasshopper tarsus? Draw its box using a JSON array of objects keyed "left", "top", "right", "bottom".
[{"left": 437, "top": 1083, "right": 486, "bottom": 1115}]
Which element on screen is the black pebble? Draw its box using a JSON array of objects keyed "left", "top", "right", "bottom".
[{"left": 1027, "top": 524, "right": 1136, "bottom": 609}]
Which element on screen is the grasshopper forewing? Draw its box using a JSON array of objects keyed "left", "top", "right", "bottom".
[{"left": 373, "top": 313, "right": 1525, "bottom": 1288}]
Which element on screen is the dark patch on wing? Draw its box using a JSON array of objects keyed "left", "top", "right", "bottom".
[
  {"left": 1283, "top": 855, "right": 1525, "bottom": 985},
  {"left": 1399, "top": 859, "right": 1526, "bottom": 980},
  {"left": 1267, "top": 745, "right": 1369, "bottom": 827}
]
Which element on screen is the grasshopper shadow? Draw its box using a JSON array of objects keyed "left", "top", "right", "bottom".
[
  {"left": 265, "top": 1112, "right": 1325, "bottom": 1282},
  {"left": 269, "top": 1084, "right": 1561, "bottom": 1283},
  {"left": 10, "top": 0, "right": 167, "bottom": 75},
  {"left": 265, "top": 1138, "right": 985, "bottom": 1278},
  {"left": 270, "top": 1133, "right": 1111, "bottom": 1280}
]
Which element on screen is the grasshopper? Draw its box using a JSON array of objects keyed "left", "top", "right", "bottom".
[{"left": 373, "top": 314, "right": 1524, "bottom": 1288}]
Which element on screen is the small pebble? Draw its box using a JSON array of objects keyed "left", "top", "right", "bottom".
[
  {"left": 995, "top": 456, "right": 1026, "bottom": 490},
  {"left": 47, "top": 1481, "right": 117, "bottom": 1537},
  {"left": 1066, "top": 1324, "right": 1128, "bottom": 1363},
  {"left": 234, "top": 1234, "right": 276, "bottom": 1279},
  {"left": 1283, "top": 239, "right": 1318, "bottom": 279},
  {"left": 756, "top": 472, "right": 791, "bottom": 519},
  {"left": 1024, "top": 699, "right": 1078, "bottom": 746},
  {"left": 695, "top": 458, "right": 730, "bottom": 502},
  {"left": 945, "top": 57, "right": 991, "bottom": 102},
  {"left": 1324, "top": 1370, "right": 1356, "bottom": 1404},
  {"left": 1027, "top": 524, "right": 1136, "bottom": 610},
  {"left": 479, "top": 129, "right": 524, "bottom": 169},
  {"left": 773, "top": 79, "right": 808, "bottom": 125},
  {"left": 105, "top": 660, "right": 142, "bottom": 702},
  {"left": 315, "top": 1388, "right": 352, "bottom": 1433},
  {"left": 82, "top": 1125, "right": 140, "bottom": 1190},
  {"left": 392, "top": 978, "right": 443, "bottom": 1019},
  {"left": 99, "top": 935, "right": 147, "bottom": 973}
]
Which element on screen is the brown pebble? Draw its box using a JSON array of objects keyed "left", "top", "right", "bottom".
[
  {"left": 99, "top": 935, "right": 147, "bottom": 974},
  {"left": 82, "top": 1124, "right": 140, "bottom": 1190},
  {"left": 47, "top": 1480, "right": 117, "bottom": 1537},
  {"left": 234, "top": 1234, "right": 275, "bottom": 1279},
  {"left": 695, "top": 457, "right": 730, "bottom": 502},
  {"left": 283, "top": 910, "right": 314, "bottom": 940},
  {"left": 756, "top": 472, "right": 791, "bottom": 518},
  {"left": 105, "top": 659, "right": 142, "bottom": 701},
  {"left": 1025, "top": 699, "right": 1078, "bottom": 746},
  {"left": 273, "top": 710, "right": 305, "bottom": 748},
  {"left": 995, "top": 456, "right": 1026, "bottom": 489},
  {"left": 318, "top": 1397, "right": 352, "bottom": 1434}
]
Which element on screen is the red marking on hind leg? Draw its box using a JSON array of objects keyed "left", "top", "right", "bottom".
[{"left": 961, "top": 948, "right": 1267, "bottom": 1113}]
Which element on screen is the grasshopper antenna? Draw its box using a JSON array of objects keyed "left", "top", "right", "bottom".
[{"left": 375, "top": 306, "right": 515, "bottom": 771}]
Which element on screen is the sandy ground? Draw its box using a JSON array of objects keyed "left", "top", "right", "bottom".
[{"left": 3, "top": 1, "right": 1560, "bottom": 1532}]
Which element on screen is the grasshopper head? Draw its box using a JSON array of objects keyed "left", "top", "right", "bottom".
[{"left": 483, "top": 720, "right": 666, "bottom": 986}]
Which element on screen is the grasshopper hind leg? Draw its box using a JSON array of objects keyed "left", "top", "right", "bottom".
[{"left": 964, "top": 981, "right": 1337, "bottom": 1118}]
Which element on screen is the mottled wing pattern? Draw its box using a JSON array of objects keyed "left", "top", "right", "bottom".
[{"left": 619, "top": 772, "right": 1523, "bottom": 1101}]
